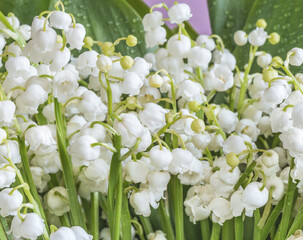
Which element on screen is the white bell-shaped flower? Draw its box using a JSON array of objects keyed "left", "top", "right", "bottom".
[
  {"left": 292, "top": 102, "right": 303, "bottom": 129},
  {"left": 213, "top": 49, "right": 236, "bottom": 70},
  {"left": 147, "top": 230, "right": 167, "bottom": 240},
  {"left": 0, "top": 188, "right": 23, "bottom": 217},
  {"left": 222, "top": 135, "right": 246, "bottom": 155},
  {"left": 49, "top": 11, "right": 72, "bottom": 30},
  {"left": 77, "top": 50, "right": 99, "bottom": 77},
  {"left": 30, "top": 166, "right": 51, "bottom": 193},
  {"left": 31, "top": 16, "right": 48, "bottom": 36},
  {"left": 288, "top": 48, "right": 303, "bottom": 66},
  {"left": 11, "top": 213, "right": 44, "bottom": 240},
  {"left": 120, "top": 72, "right": 143, "bottom": 96},
  {"left": 0, "top": 140, "right": 21, "bottom": 164},
  {"left": 167, "top": 34, "right": 191, "bottom": 58},
  {"left": 187, "top": 46, "right": 211, "bottom": 69},
  {"left": 50, "top": 227, "right": 76, "bottom": 240},
  {"left": 138, "top": 103, "right": 168, "bottom": 133},
  {"left": 32, "top": 27, "right": 57, "bottom": 52},
  {"left": 207, "top": 197, "right": 233, "bottom": 225},
  {"left": 0, "top": 100, "right": 16, "bottom": 125},
  {"left": 142, "top": 11, "right": 163, "bottom": 31},
  {"left": 248, "top": 28, "right": 267, "bottom": 47},
  {"left": 147, "top": 171, "right": 170, "bottom": 199},
  {"left": 65, "top": 23, "right": 86, "bottom": 50},
  {"left": 234, "top": 30, "right": 247, "bottom": 46},
  {"left": 71, "top": 226, "right": 93, "bottom": 240},
  {"left": 257, "top": 53, "right": 272, "bottom": 68},
  {"left": 19, "top": 24, "right": 31, "bottom": 41},
  {"left": 280, "top": 127, "right": 303, "bottom": 157},
  {"left": 235, "top": 119, "right": 260, "bottom": 141},
  {"left": 208, "top": 64, "right": 234, "bottom": 91},
  {"left": 217, "top": 109, "right": 238, "bottom": 134},
  {"left": 129, "top": 57, "right": 152, "bottom": 79},
  {"left": 124, "top": 160, "right": 149, "bottom": 184},
  {"left": 145, "top": 26, "right": 167, "bottom": 48},
  {"left": 168, "top": 148, "right": 194, "bottom": 175},
  {"left": 168, "top": 3, "right": 192, "bottom": 24},
  {"left": 266, "top": 176, "right": 285, "bottom": 204},
  {"left": 149, "top": 145, "right": 172, "bottom": 171},
  {"left": 196, "top": 35, "right": 216, "bottom": 51},
  {"left": 242, "top": 182, "right": 269, "bottom": 208},
  {"left": 96, "top": 54, "right": 112, "bottom": 72},
  {"left": 0, "top": 163, "right": 16, "bottom": 188},
  {"left": 130, "top": 188, "right": 157, "bottom": 217},
  {"left": 269, "top": 107, "right": 292, "bottom": 133},
  {"left": 45, "top": 186, "right": 70, "bottom": 216},
  {"left": 5, "top": 56, "right": 30, "bottom": 77}
]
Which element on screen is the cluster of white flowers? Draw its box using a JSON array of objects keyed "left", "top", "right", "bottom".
[{"left": 0, "top": 0, "right": 303, "bottom": 239}]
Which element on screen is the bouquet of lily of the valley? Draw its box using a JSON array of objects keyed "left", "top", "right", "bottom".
[{"left": 1, "top": 1, "right": 303, "bottom": 240}]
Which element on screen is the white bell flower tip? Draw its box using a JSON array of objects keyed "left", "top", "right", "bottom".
[
  {"left": 168, "top": 3, "right": 192, "bottom": 24},
  {"left": 142, "top": 11, "right": 163, "bottom": 31},
  {"left": 280, "top": 127, "right": 303, "bottom": 157},
  {"left": 210, "top": 64, "right": 234, "bottom": 91},
  {"left": 50, "top": 227, "right": 77, "bottom": 240},
  {"left": 49, "top": 47, "right": 71, "bottom": 72},
  {"left": 288, "top": 48, "right": 303, "bottom": 66},
  {"left": 167, "top": 34, "right": 191, "bottom": 58},
  {"left": 207, "top": 197, "right": 233, "bottom": 225},
  {"left": 49, "top": 11, "right": 72, "bottom": 30},
  {"left": 0, "top": 188, "right": 23, "bottom": 217},
  {"left": 257, "top": 53, "right": 272, "bottom": 68},
  {"left": 33, "top": 28, "right": 57, "bottom": 52},
  {"left": 248, "top": 28, "right": 268, "bottom": 47},
  {"left": 25, "top": 125, "right": 56, "bottom": 152},
  {"left": 233, "top": 30, "right": 247, "bottom": 46},
  {"left": 5, "top": 56, "right": 30, "bottom": 77},
  {"left": 71, "top": 226, "right": 93, "bottom": 240},
  {"left": 242, "top": 182, "right": 269, "bottom": 208},
  {"left": 65, "top": 23, "right": 86, "bottom": 50},
  {"left": 217, "top": 109, "right": 238, "bottom": 134},
  {"left": 147, "top": 171, "right": 170, "bottom": 192},
  {"left": 68, "top": 135, "right": 100, "bottom": 161},
  {"left": 145, "top": 26, "right": 167, "bottom": 48}
]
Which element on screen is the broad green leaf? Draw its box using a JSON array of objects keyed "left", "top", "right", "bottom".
[
  {"left": 49, "top": 0, "right": 147, "bottom": 57},
  {"left": 0, "top": 0, "right": 50, "bottom": 25},
  {"left": 233, "top": 0, "right": 303, "bottom": 71},
  {"left": 207, "top": 0, "right": 255, "bottom": 50}
]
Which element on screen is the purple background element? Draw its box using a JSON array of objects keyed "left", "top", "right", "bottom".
[{"left": 144, "top": 0, "right": 212, "bottom": 35}]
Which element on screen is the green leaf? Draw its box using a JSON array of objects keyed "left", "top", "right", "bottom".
[
  {"left": 48, "top": 0, "right": 147, "bottom": 57},
  {"left": 0, "top": 0, "right": 50, "bottom": 25},
  {"left": 207, "top": 0, "right": 255, "bottom": 50}
]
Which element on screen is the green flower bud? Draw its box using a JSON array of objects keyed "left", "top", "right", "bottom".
[
  {"left": 256, "top": 19, "right": 267, "bottom": 29},
  {"left": 100, "top": 41, "right": 115, "bottom": 55},
  {"left": 263, "top": 68, "right": 278, "bottom": 82},
  {"left": 272, "top": 56, "right": 283, "bottom": 67},
  {"left": 268, "top": 32, "right": 280, "bottom": 45},
  {"left": 120, "top": 56, "right": 134, "bottom": 70},
  {"left": 126, "top": 35, "right": 137, "bottom": 47},
  {"left": 188, "top": 101, "right": 201, "bottom": 112},
  {"left": 165, "top": 111, "right": 174, "bottom": 124},
  {"left": 83, "top": 36, "right": 94, "bottom": 48},
  {"left": 126, "top": 96, "right": 137, "bottom": 110},
  {"left": 191, "top": 119, "right": 205, "bottom": 133},
  {"left": 226, "top": 152, "right": 240, "bottom": 168}
]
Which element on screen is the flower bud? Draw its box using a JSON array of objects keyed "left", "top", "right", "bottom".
[
  {"left": 149, "top": 74, "right": 163, "bottom": 88},
  {"left": 263, "top": 68, "right": 278, "bottom": 82},
  {"left": 191, "top": 119, "right": 205, "bottom": 133},
  {"left": 126, "top": 96, "right": 138, "bottom": 110},
  {"left": 100, "top": 41, "right": 115, "bottom": 55},
  {"left": 165, "top": 111, "right": 174, "bottom": 124},
  {"left": 83, "top": 36, "right": 94, "bottom": 48},
  {"left": 188, "top": 101, "right": 200, "bottom": 112},
  {"left": 268, "top": 32, "right": 280, "bottom": 45},
  {"left": 272, "top": 56, "right": 283, "bottom": 67},
  {"left": 233, "top": 30, "right": 247, "bottom": 46},
  {"left": 256, "top": 19, "right": 267, "bottom": 29},
  {"left": 45, "top": 187, "right": 70, "bottom": 216},
  {"left": 126, "top": 35, "right": 137, "bottom": 47},
  {"left": 226, "top": 152, "right": 240, "bottom": 168},
  {"left": 120, "top": 56, "right": 134, "bottom": 70}
]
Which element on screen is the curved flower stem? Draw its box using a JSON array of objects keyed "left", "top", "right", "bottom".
[
  {"left": 201, "top": 219, "right": 210, "bottom": 240},
  {"left": 210, "top": 223, "right": 221, "bottom": 240},
  {"left": 91, "top": 192, "right": 99, "bottom": 240},
  {"left": 159, "top": 199, "right": 175, "bottom": 240},
  {"left": 139, "top": 216, "right": 153, "bottom": 236},
  {"left": 274, "top": 159, "right": 297, "bottom": 240},
  {"left": 234, "top": 161, "right": 257, "bottom": 191},
  {"left": 238, "top": 45, "right": 258, "bottom": 112}
]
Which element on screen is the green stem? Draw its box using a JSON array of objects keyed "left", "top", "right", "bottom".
[
  {"left": 222, "top": 219, "right": 234, "bottom": 240},
  {"left": 171, "top": 176, "right": 184, "bottom": 240},
  {"left": 0, "top": 216, "right": 12, "bottom": 240},
  {"left": 286, "top": 200, "right": 303, "bottom": 238},
  {"left": 159, "top": 199, "right": 175, "bottom": 240},
  {"left": 253, "top": 209, "right": 261, "bottom": 240},
  {"left": 201, "top": 219, "right": 210, "bottom": 240},
  {"left": 260, "top": 195, "right": 285, "bottom": 239},
  {"left": 104, "top": 73, "right": 113, "bottom": 122},
  {"left": 54, "top": 98, "right": 86, "bottom": 228},
  {"left": 121, "top": 192, "right": 132, "bottom": 240},
  {"left": 210, "top": 223, "right": 221, "bottom": 240},
  {"left": 139, "top": 216, "right": 153, "bottom": 235},
  {"left": 238, "top": 45, "right": 258, "bottom": 112},
  {"left": 91, "top": 192, "right": 99, "bottom": 240},
  {"left": 234, "top": 216, "right": 243, "bottom": 240},
  {"left": 274, "top": 159, "right": 297, "bottom": 240},
  {"left": 107, "top": 134, "right": 122, "bottom": 239},
  {"left": 234, "top": 161, "right": 257, "bottom": 191}
]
